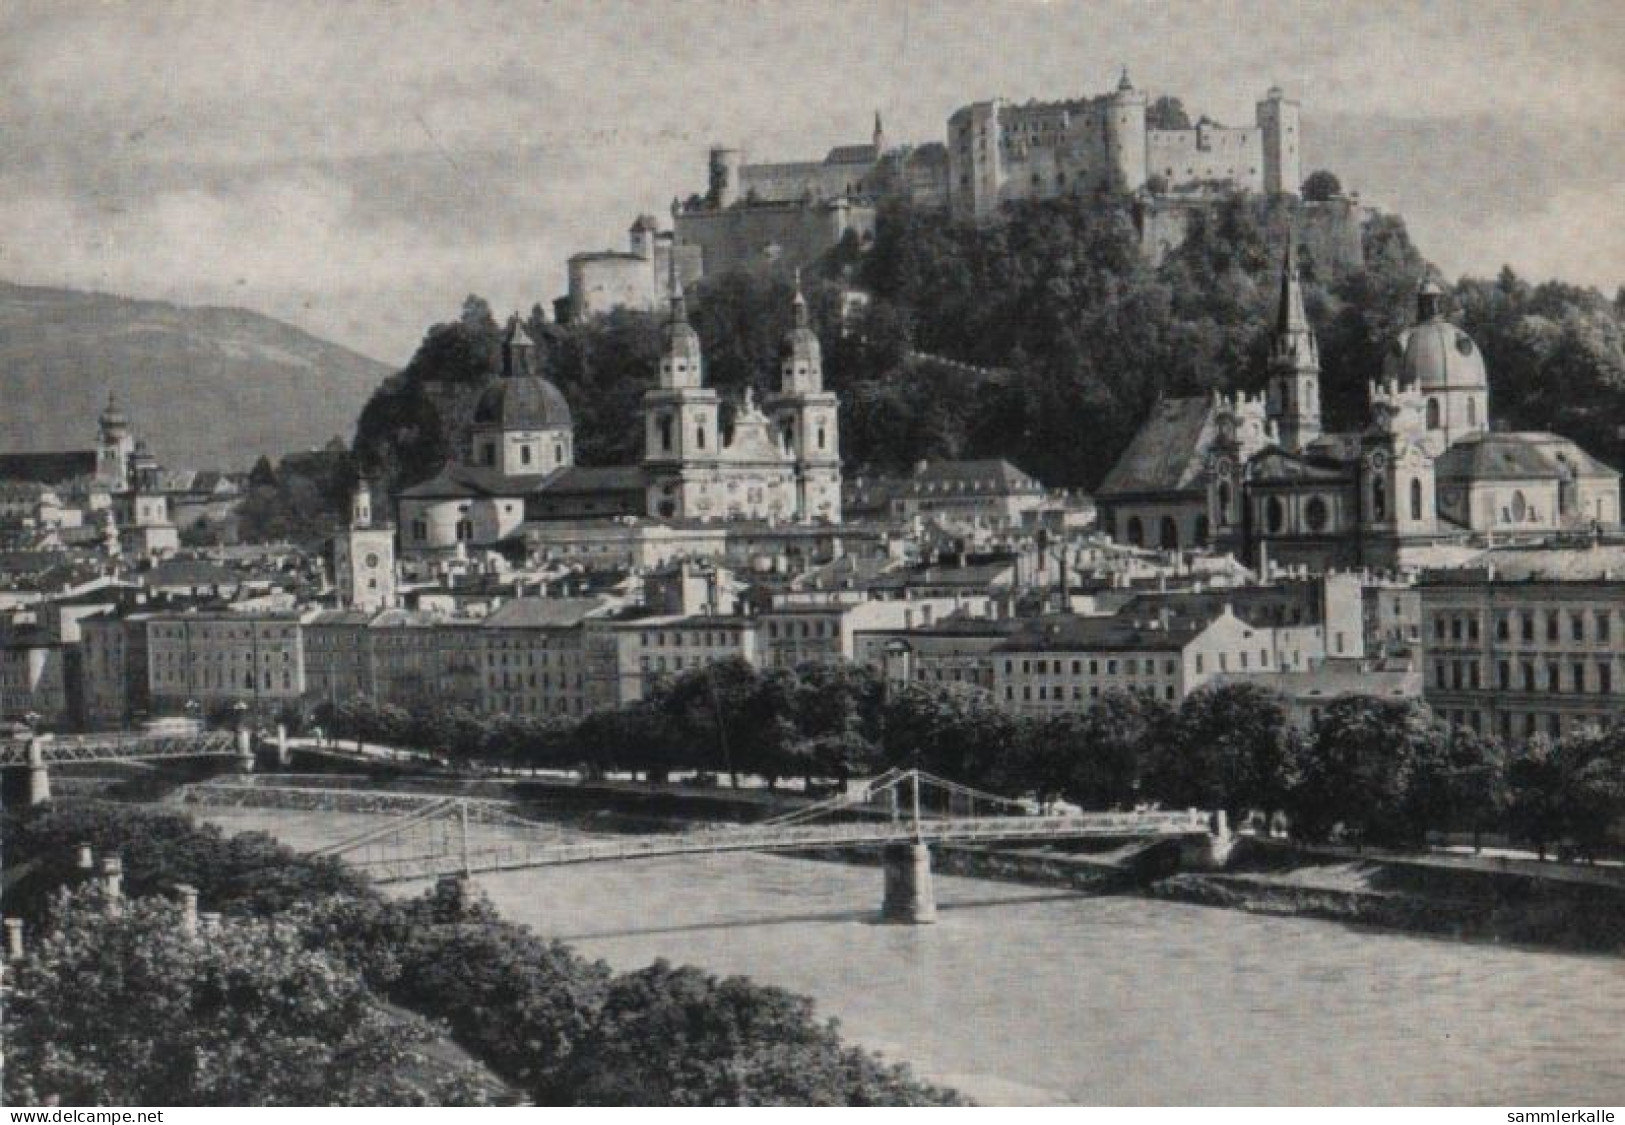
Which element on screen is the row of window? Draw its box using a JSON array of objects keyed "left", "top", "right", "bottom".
[
  {"left": 1005, "top": 682, "right": 1179, "bottom": 704},
  {"left": 488, "top": 672, "right": 584, "bottom": 691},
  {"left": 151, "top": 669, "right": 294, "bottom": 690},
  {"left": 640, "top": 630, "right": 741, "bottom": 648},
  {"left": 1432, "top": 609, "right": 1614, "bottom": 645},
  {"left": 1004, "top": 655, "right": 1180, "bottom": 677},
  {"left": 1434, "top": 658, "right": 1615, "bottom": 695}
]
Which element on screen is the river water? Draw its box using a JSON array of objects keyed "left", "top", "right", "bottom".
[{"left": 199, "top": 808, "right": 1625, "bottom": 1106}]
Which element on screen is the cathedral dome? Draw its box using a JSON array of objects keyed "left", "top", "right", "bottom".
[
  {"left": 1383, "top": 281, "right": 1487, "bottom": 392},
  {"left": 473, "top": 375, "right": 573, "bottom": 430}
]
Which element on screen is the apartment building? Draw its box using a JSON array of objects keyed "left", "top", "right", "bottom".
[{"left": 1419, "top": 545, "right": 1625, "bottom": 739}]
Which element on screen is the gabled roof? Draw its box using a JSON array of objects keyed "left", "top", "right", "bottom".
[
  {"left": 825, "top": 144, "right": 878, "bottom": 165},
  {"left": 1247, "top": 448, "right": 1353, "bottom": 484},
  {"left": 1436, "top": 432, "right": 1620, "bottom": 483},
  {"left": 995, "top": 611, "right": 1212, "bottom": 654},
  {"left": 481, "top": 596, "right": 608, "bottom": 630},
  {"left": 534, "top": 465, "right": 646, "bottom": 496},
  {"left": 397, "top": 463, "right": 562, "bottom": 500},
  {"left": 1097, "top": 397, "right": 1216, "bottom": 498},
  {"left": 0, "top": 451, "right": 98, "bottom": 485},
  {"left": 146, "top": 559, "right": 239, "bottom": 587}
]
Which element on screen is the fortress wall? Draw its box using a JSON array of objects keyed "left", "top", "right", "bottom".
[
  {"left": 676, "top": 203, "right": 875, "bottom": 276},
  {"left": 740, "top": 160, "right": 874, "bottom": 204},
  {"left": 1147, "top": 126, "right": 1265, "bottom": 190},
  {"left": 567, "top": 254, "right": 656, "bottom": 319}
]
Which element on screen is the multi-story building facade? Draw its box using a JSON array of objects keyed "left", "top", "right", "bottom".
[
  {"left": 0, "top": 630, "right": 70, "bottom": 726},
  {"left": 1419, "top": 545, "right": 1625, "bottom": 739},
  {"left": 991, "top": 606, "right": 1276, "bottom": 714},
  {"left": 477, "top": 597, "right": 606, "bottom": 719},
  {"left": 584, "top": 612, "right": 761, "bottom": 709},
  {"left": 76, "top": 610, "right": 153, "bottom": 728},
  {"left": 145, "top": 611, "right": 305, "bottom": 714}
]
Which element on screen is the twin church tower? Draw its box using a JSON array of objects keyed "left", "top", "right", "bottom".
[{"left": 642, "top": 270, "right": 841, "bottom": 523}]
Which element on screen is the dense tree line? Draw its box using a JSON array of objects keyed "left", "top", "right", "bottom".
[
  {"left": 1, "top": 802, "right": 964, "bottom": 1107},
  {"left": 322, "top": 665, "right": 1625, "bottom": 857},
  {"left": 352, "top": 192, "right": 1625, "bottom": 499}
]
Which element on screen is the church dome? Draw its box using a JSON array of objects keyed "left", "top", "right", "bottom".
[
  {"left": 472, "top": 375, "right": 572, "bottom": 430},
  {"left": 1383, "top": 282, "right": 1487, "bottom": 392}
]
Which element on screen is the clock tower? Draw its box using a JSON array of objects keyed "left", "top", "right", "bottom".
[{"left": 334, "top": 477, "right": 396, "bottom": 612}]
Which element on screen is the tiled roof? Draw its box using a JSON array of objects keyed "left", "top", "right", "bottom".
[
  {"left": 1425, "top": 543, "right": 1625, "bottom": 583},
  {"left": 0, "top": 451, "right": 98, "bottom": 485},
  {"left": 1097, "top": 397, "right": 1216, "bottom": 497},
  {"left": 1436, "top": 431, "right": 1620, "bottom": 483},
  {"left": 397, "top": 463, "right": 561, "bottom": 500},
  {"left": 825, "top": 144, "right": 878, "bottom": 165},
  {"left": 1247, "top": 449, "right": 1353, "bottom": 484},
  {"left": 995, "top": 612, "right": 1209, "bottom": 654},
  {"left": 481, "top": 596, "right": 608, "bottom": 629}
]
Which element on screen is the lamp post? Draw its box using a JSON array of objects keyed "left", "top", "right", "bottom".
[
  {"left": 23, "top": 710, "right": 49, "bottom": 806},
  {"left": 232, "top": 699, "right": 253, "bottom": 772}
]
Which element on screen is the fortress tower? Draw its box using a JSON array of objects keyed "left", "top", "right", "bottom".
[
  {"left": 1106, "top": 69, "right": 1149, "bottom": 192},
  {"left": 96, "top": 392, "right": 134, "bottom": 490},
  {"left": 1256, "top": 86, "right": 1301, "bottom": 196}
]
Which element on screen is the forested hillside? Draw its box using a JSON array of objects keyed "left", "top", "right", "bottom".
[{"left": 355, "top": 193, "right": 1625, "bottom": 495}]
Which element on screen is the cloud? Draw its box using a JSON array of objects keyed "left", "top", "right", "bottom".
[{"left": 2, "top": 0, "right": 1621, "bottom": 361}]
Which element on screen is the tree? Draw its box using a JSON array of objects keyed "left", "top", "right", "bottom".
[
  {"left": 3, "top": 889, "right": 489, "bottom": 1106},
  {"left": 1146, "top": 96, "right": 1191, "bottom": 131},
  {"left": 1301, "top": 170, "right": 1343, "bottom": 202},
  {"left": 1147, "top": 683, "right": 1296, "bottom": 822},
  {"left": 563, "top": 960, "right": 963, "bottom": 1106},
  {"left": 1291, "top": 696, "right": 1448, "bottom": 845}
]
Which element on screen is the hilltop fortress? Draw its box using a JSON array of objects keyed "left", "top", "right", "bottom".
[{"left": 564, "top": 75, "right": 1362, "bottom": 319}]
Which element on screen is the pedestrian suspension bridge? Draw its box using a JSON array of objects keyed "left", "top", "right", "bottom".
[
  {"left": 1, "top": 730, "right": 254, "bottom": 805},
  {"left": 298, "top": 768, "right": 1219, "bottom": 923}
]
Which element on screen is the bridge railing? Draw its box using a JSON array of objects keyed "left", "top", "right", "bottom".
[
  {"left": 348, "top": 808, "right": 1211, "bottom": 883},
  {"left": 0, "top": 731, "right": 240, "bottom": 766}
]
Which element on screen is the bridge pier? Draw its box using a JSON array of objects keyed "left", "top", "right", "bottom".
[
  {"left": 1178, "top": 809, "right": 1236, "bottom": 870},
  {"left": 880, "top": 842, "right": 937, "bottom": 924},
  {"left": 25, "top": 737, "right": 50, "bottom": 806},
  {"left": 235, "top": 728, "right": 255, "bottom": 773},
  {"left": 273, "top": 724, "right": 290, "bottom": 768}
]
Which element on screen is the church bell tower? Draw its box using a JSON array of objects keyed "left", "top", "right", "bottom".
[{"left": 1265, "top": 240, "right": 1322, "bottom": 453}]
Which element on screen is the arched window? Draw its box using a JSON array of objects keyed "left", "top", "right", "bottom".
[
  {"left": 658, "top": 415, "right": 673, "bottom": 452},
  {"left": 1217, "top": 481, "right": 1231, "bottom": 525},
  {"left": 695, "top": 425, "right": 706, "bottom": 450},
  {"left": 1372, "top": 477, "right": 1387, "bottom": 520},
  {"left": 1511, "top": 490, "right": 1528, "bottom": 523},
  {"left": 1410, "top": 477, "right": 1424, "bottom": 521},
  {"left": 1305, "top": 495, "right": 1329, "bottom": 532},
  {"left": 1426, "top": 398, "right": 1441, "bottom": 430},
  {"left": 1266, "top": 496, "right": 1284, "bottom": 534},
  {"left": 1125, "top": 516, "right": 1144, "bottom": 546},
  {"left": 1194, "top": 514, "right": 1210, "bottom": 543},
  {"left": 817, "top": 426, "right": 826, "bottom": 451},
  {"left": 1159, "top": 516, "right": 1179, "bottom": 549}
]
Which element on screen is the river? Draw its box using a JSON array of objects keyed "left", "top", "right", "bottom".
[{"left": 198, "top": 808, "right": 1625, "bottom": 1106}]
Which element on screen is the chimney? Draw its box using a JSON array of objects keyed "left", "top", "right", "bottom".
[
  {"left": 175, "top": 884, "right": 199, "bottom": 937},
  {"left": 199, "top": 912, "right": 223, "bottom": 934},
  {"left": 100, "top": 855, "right": 124, "bottom": 914},
  {"left": 76, "top": 843, "right": 94, "bottom": 872},
  {"left": 4, "top": 917, "right": 23, "bottom": 961}
]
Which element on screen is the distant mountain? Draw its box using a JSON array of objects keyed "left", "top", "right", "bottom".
[{"left": 0, "top": 281, "right": 393, "bottom": 470}]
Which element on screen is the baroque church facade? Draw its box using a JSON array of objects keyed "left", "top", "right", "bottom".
[
  {"left": 1098, "top": 249, "right": 1620, "bottom": 572},
  {"left": 397, "top": 277, "right": 841, "bottom": 557}
]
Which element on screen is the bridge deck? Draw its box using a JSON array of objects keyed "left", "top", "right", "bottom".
[
  {"left": 0, "top": 732, "right": 241, "bottom": 766},
  {"left": 350, "top": 810, "right": 1208, "bottom": 883}
]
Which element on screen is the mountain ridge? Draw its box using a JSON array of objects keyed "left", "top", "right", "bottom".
[{"left": 0, "top": 280, "right": 393, "bottom": 470}]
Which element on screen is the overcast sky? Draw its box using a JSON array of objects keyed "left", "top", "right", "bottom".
[{"left": 3, "top": 0, "right": 1622, "bottom": 364}]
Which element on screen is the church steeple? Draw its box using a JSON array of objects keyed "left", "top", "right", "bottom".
[
  {"left": 1266, "top": 237, "right": 1321, "bottom": 451},
  {"left": 780, "top": 269, "right": 822, "bottom": 394},
  {"left": 872, "top": 110, "right": 885, "bottom": 155},
  {"left": 659, "top": 254, "right": 703, "bottom": 389}
]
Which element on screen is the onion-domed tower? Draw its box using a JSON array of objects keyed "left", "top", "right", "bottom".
[
  {"left": 1381, "top": 279, "right": 1489, "bottom": 450},
  {"left": 96, "top": 392, "right": 134, "bottom": 490},
  {"left": 766, "top": 272, "right": 842, "bottom": 522},
  {"left": 641, "top": 268, "right": 721, "bottom": 519}
]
